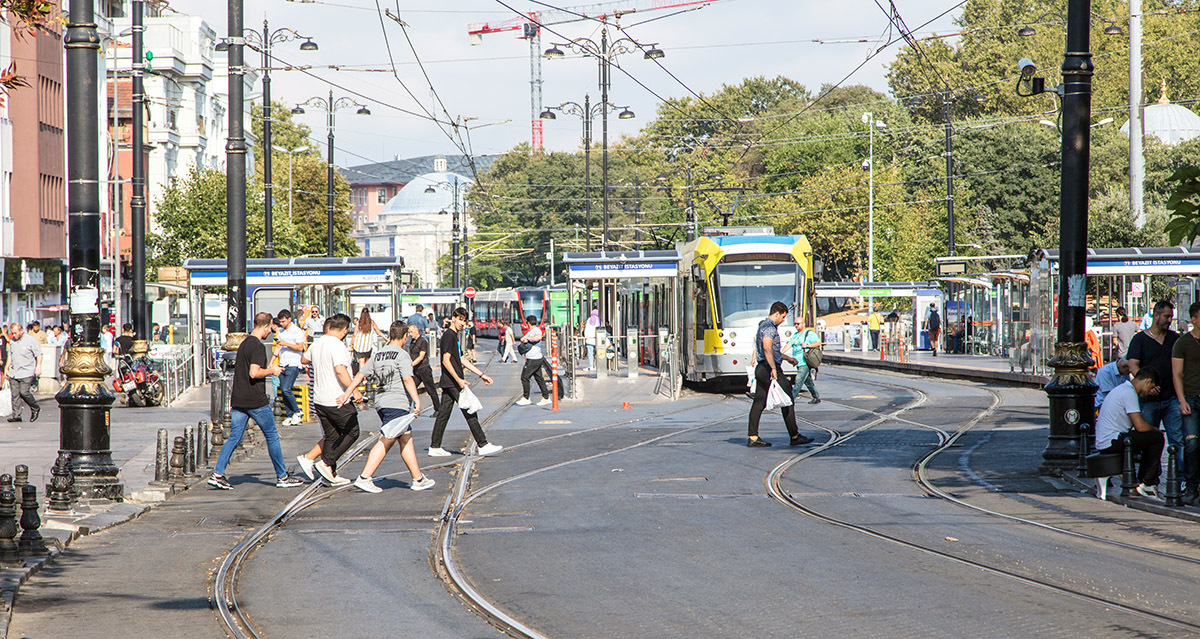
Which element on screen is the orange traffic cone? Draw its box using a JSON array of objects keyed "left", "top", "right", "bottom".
[{"left": 621, "top": 401, "right": 632, "bottom": 410}]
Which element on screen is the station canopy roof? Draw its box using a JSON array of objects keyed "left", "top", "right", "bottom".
[
  {"left": 563, "top": 250, "right": 680, "bottom": 280},
  {"left": 182, "top": 257, "right": 405, "bottom": 287},
  {"left": 1034, "top": 246, "right": 1200, "bottom": 275}
]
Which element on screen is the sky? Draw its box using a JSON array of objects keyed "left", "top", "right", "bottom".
[{"left": 165, "top": 0, "right": 964, "bottom": 168}]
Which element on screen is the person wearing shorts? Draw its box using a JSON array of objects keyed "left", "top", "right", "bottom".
[{"left": 338, "top": 320, "right": 435, "bottom": 493}]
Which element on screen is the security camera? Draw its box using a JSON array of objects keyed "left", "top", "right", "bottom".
[
  {"left": 861, "top": 158, "right": 871, "bottom": 170},
  {"left": 1018, "top": 58, "right": 1037, "bottom": 78}
]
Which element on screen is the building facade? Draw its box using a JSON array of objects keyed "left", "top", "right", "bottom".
[{"left": 342, "top": 153, "right": 492, "bottom": 233}]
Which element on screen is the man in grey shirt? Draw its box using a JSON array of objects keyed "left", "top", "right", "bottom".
[{"left": 5, "top": 323, "right": 43, "bottom": 422}]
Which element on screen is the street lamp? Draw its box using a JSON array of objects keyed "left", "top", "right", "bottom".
[
  {"left": 290, "top": 91, "right": 369, "bottom": 256},
  {"left": 425, "top": 177, "right": 467, "bottom": 288},
  {"left": 541, "top": 95, "right": 631, "bottom": 251},
  {"left": 271, "top": 144, "right": 309, "bottom": 221},
  {"left": 546, "top": 27, "right": 657, "bottom": 251},
  {"left": 861, "top": 112, "right": 886, "bottom": 314},
  {"left": 234, "top": 20, "right": 317, "bottom": 258}
]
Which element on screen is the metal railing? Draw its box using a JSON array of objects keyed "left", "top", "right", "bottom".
[{"left": 147, "top": 344, "right": 197, "bottom": 407}]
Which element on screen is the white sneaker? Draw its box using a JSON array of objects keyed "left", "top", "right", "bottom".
[
  {"left": 314, "top": 459, "right": 337, "bottom": 483},
  {"left": 427, "top": 447, "right": 452, "bottom": 457},
  {"left": 477, "top": 442, "right": 503, "bottom": 456},
  {"left": 289, "top": 414, "right": 302, "bottom": 426},
  {"left": 1137, "top": 483, "right": 1160, "bottom": 499},
  {"left": 354, "top": 475, "right": 382, "bottom": 493},
  {"left": 515, "top": 397, "right": 532, "bottom": 406},
  {"left": 410, "top": 476, "right": 436, "bottom": 491},
  {"left": 297, "top": 455, "right": 315, "bottom": 480},
  {"left": 537, "top": 397, "right": 552, "bottom": 406},
  {"left": 324, "top": 475, "right": 351, "bottom": 487}
]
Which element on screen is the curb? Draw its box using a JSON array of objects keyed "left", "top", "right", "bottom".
[
  {"left": 1058, "top": 470, "right": 1200, "bottom": 524},
  {"left": 824, "top": 353, "right": 1048, "bottom": 389}
]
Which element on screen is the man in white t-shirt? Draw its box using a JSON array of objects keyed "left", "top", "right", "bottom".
[
  {"left": 1095, "top": 367, "right": 1165, "bottom": 498},
  {"left": 515, "top": 316, "right": 550, "bottom": 406},
  {"left": 297, "top": 313, "right": 359, "bottom": 485},
  {"left": 275, "top": 309, "right": 308, "bottom": 426}
]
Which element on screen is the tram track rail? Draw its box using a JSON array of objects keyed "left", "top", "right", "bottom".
[{"left": 766, "top": 371, "right": 1200, "bottom": 633}]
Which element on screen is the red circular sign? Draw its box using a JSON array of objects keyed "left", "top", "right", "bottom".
[{"left": 464, "top": 287, "right": 477, "bottom": 298}]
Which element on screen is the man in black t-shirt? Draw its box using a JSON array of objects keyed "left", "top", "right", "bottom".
[
  {"left": 114, "top": 323, "right": 135, "bottom": 355},
  {"left": 407, "top": 323, "right": 440, "bottom": 415},
  {"left": 428, "top": 307, "right": 500, "bottom": 457},
  {"left": 207, "top": 312, "right": 304, "bottom": 490},
  {"left": 1129, "top": 299, "right": 1183, "bottom": 479}
]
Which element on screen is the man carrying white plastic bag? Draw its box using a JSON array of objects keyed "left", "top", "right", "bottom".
[{"left": 747, "top": 301, "right": 814, "bottom": 448}]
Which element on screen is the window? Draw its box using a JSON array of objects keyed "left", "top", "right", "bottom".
[{"left": 377, "top": 187, "right": 387, "bottom": 204}]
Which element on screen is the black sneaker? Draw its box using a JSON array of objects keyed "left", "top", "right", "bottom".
[
  {"left": 275, "top": 474, "right": 305, "bottom": 488},
  {"left": 29, "top": 407, "right": 39, "bottom": 422},
  {"left": 790, "top": 435, "right": 815, "bottom": 446},
  {"left": 6, "top": 415, "right": 21, "bottom": 423},
  {"left": 808, "top": 398, "right": 821, "bottom": 405},
  {"left": 747, "top": 438, "right": 772, "bottom": 448},
  {"left": 207, "top": 473, "right": 233, "bottom": 490}
]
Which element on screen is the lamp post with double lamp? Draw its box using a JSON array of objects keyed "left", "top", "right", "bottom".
[
  {"left": 861, "top": 112, "right": 886, "bottom": 315},
  {"left": 271, "top": 144, "right": 309, "bottom": 220},
  {"left": 291, "top": 92, "right": 370, "bottom": 257},
  {"left": 425, "top": 177, "right": 466, "bottom": 289},
  {"left": 545, "top": 29, "right": 659, "bottom": 250},
  {"left": 219, "top": 20, "right": 317, "bottom": 258},
  {"left": 540, "top": 95, "right": 632, "bottom": 251}
]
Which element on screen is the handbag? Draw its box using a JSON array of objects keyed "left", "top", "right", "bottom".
[
  {"left": 801, "top": 330, "right": 823, "bottom": 369},
  {"left": 517, "top": 341, "right": 533, "bottom": 355}
]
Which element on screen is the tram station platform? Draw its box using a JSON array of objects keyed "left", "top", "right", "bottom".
[{"left": 825, "top": 348, "right": 1048, "bottom": 388}]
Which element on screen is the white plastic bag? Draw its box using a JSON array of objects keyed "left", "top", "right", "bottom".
[
  {"left": 380, "top": 411, "right": 416, "bottom": 439},
  {"left": 746, "top": 364, "right": 757, "bottom": 395},
  {"left": 765, "top": 380, "right": 793, "bottom": 410},
  {"left": 457, "top": 386, "right": 484, "bottom": 414},
  {"left": 0, "top": 383, "right": 10, "bottom": 417}
]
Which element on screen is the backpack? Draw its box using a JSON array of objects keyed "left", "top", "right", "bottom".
[{"left": 929, "top": 311, "right": 941, "bottom": 330}]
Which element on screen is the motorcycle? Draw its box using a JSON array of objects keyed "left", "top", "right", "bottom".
[{"left": 111, "top": 354, "right": 164, "bottom": 407}]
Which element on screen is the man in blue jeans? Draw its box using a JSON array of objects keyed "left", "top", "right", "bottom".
[
  {"left": 1128, "top": 299, "right": 1181, "bottom": 492},
  {"left": 208, "top": 312, "right": 305, "bottom": 490},
  {"left": 275, "top": 309, "right": 308, "bottom": 425},
  {"left": 1172, "top": 301, "right": 1200, "bottom": 504}
]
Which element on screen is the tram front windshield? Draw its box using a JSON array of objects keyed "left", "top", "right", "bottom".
[
  {"left": 519, "top": 290, "right": 546, "bottom": 324},
  {"left": 714, "top": 262, "right": 798, "bottom": 326}
]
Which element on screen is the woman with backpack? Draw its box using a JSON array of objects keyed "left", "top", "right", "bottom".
[{"left": 789, "top": 316, "right": 823, "bottom": 405}]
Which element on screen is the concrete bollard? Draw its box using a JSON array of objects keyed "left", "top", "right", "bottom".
[
  {"left": 184, "top": 425, "right": 197, "bottom": 477},
  {"left": 18, "top": 485, "right": 49, "bottom": 557},
  {"left": 1120, "top": 435, "right": 1136, "bottom": 497},
  {"left": 0, "top": 473, "right": 13, "bottom": 496},
  {"left": 0, "top": 489, "right": 19, "bottom": 565},
  {"left": 211, "top": 419, "right": 225, "bottom": 448},
  {"left": 169, "top": 436, "right": 187, "bottom": 490},
  {"left": 1164, "top": 445, "right": 1184, "bottom": 507},
  {"left": 152, "top": 429, "right": 170, "bottom": 486},
  {"left": 1076, "top": 423, "right": 1091, "bottom": 478},
  {"left": 46, "top": 452, "right": 74, "bottom": 514},
  {"left": 198, "top": 421, "right": 210, "bottom": 468},
  {"left": 14, "top": 464, "right": 28, "bottom": 491}
]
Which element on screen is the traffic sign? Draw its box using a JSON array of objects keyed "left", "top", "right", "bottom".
[
  {"left": 1131, "top": 282, "right": 1144, "bottom": 295},
  {"left": 464, "top": 287, "right": 477, "bottom": 298}
]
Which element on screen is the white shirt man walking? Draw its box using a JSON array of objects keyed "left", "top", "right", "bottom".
[
  {"left": 5, "top": 323, "right": 42, "bottom": 422},
  {"left": 296, "top": 313, "right": 360, "bottom": 485}
]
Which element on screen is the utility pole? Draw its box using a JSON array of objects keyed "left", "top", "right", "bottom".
[
  {"left": 225, "top": 0, "right": 248, "bottom": 348},
  {"left": 326, "top": 90, "right": 335, "bottom": 257},
  {"left": 61, "top": 0, "right": 123, "bottom": 500},
  {"left": 452, "top": 177, "right": 461, "bottom": 289},
  {"left": 1129, "top": 0, "right": 1145, "bottom": 227},
  {"left": 1042, "top": 0, "right": 1097, "bottom": 473},
  {"left": 261, "top": 20, "right": 274, "bottom": 258},
  {"left": 685, "top": 164, "right": 696, "bottom": 242},
  {"left": 130, "top": 0, "right": 148, "bottom": 353},
  {"left": 944, "top": 89, "right": 955, "bottom": 257}
]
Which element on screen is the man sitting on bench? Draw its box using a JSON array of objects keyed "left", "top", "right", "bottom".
[{"left": 1095, "top": 366, "right": 1166, "bottom": 499}]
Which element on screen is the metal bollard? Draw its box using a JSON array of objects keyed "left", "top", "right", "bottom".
[
  {"left": 184, "top": 425, "right": 197, "bottom": 477},
  {"left": 0, "top": 473, "right": 12, "bottom": 496},
  {"left": 169, "top": 436, "right": 187, "bottom": 490},
  {"left": 0, "top": 489, "right": 18, "bottom": 565},
  {"left": 211, "top": 418, "right": 225, "bottom": 448},
  {"left": 1120, "top": 435, "right": 1136, "bottom": 497},
  {"left": 18, "top": 485, "right": 49, "bottom": 557},
  {"left": 1076, "top": 423, "right": 1091, "bottom": 478},
  {"left": 14, "top": 464, "right": 28, "bottom": 491},
  {"left": 198, "top": 421, "right": 211, "bottom": 468},
  {"left": 46, "top": 452, "right": 74, "bottom": 515},
  {"left": 152, "top": 429, "right": 170, "bottom": 486},
  {"left": 1165, "top": 445, "right": 1184, "bottom": 507}
]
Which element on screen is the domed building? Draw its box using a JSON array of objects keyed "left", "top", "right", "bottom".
[
  {"left": 355, "top": 157, "right": 473, "bottom": 287},
  {"left": 1120, "top": 82, "right": 1200, "bottom": 145}
]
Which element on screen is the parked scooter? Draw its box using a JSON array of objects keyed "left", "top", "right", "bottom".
[{"left": 111, "top": 354, "right": 164, "bottom": 407}]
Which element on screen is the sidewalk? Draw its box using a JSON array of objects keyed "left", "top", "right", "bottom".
[{"left": 825, "top": 348, "right": 1047, "bottom": 388}]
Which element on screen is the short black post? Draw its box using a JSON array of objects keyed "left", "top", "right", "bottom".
[
  {"left": 183, "top": 424, "right": 197, "bottom": 477},
  {"left": 169, "top": 436, "right": 187, "bottom": 490},
  {"left": 199, "top": 421, "right": 210, "bottom": 467},
  {"left": 211, "top": 417, "right": 225, "bottom": 448},
  {"left": 46, "top": 452, "right": 75, "bottom": 514},
  {"left": 0, "top": 489, "right": 19, "bottom": 565},
  {"left": 1165, "top": 445, "right": 1184, "bottom": 507},
  {"left": 19, "top": 485, "right": 49, "bottom": 557},
  {"left": 0, "top": 473, "right": 13, "bottom": 495},
  {"left": 14, "top": 464, "right": 28, "bottom": 490},
  {"left": 1076, "top": 423, "right": 1091, "bottom": 477},
  {"left": 151, "top": 429, "right": 169, "bottom": 486},
  {"left": 1120, "top": 435, "right": 1136, "bottom": 497}
]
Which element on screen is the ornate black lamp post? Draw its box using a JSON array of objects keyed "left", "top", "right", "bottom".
[{"left": 291, "top": 92, "right": 370, "bottom": 257}]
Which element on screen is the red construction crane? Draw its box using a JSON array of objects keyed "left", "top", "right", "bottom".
[{"left": 468, "top": 0, "right": 716, "bottom": 150}]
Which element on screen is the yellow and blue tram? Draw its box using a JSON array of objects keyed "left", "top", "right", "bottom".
[{"left": 679, "top": 232, "right": 817, "bottom": 383}]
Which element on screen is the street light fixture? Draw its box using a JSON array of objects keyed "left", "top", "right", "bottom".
[
  {"left": 425, "top": 177, "right": 468, "bottom": 289},
  {"left": 271, "top": 144, "right": 308, "bottom": 220},
  {"left": 291, "top": 91, "right": 370, "bottom": 256},
  {"left": 545, "top": 28, "right": 659, "bottom": 251},
  {"left": 862, "top": 112, "right": 886, "bottom": 315}
]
